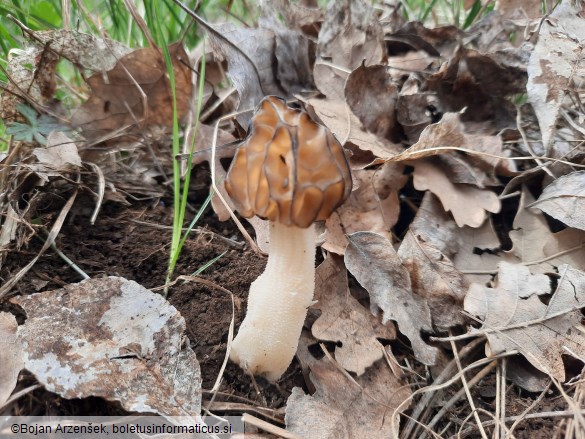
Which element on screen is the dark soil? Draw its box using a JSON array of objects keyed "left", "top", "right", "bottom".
[{"left": 1, "top": 189, "right": 303, "bottom": 415}]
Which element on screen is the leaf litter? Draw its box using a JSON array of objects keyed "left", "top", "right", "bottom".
[{"left": 1, "top": 0, "right": 585, "bottom": 437}]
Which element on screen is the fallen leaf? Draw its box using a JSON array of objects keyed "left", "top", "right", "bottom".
[
  {"left": 306, "top": 97, "right": 402, "bottom": 163},
  {"left": 286, "top": 357, "right": 410, "bottom": 439},
  {"left": 390, "top": 112, "right": 515, "bottom": 177},
  {"left": 345, "top": 232, "right": 438, "bottom": 365},
  {"left": 526, "top": 0, "right": 585, "bottom": 150},
  {"left": 386, "top": 21, "right": 463, "bottom": 59},
  {"left": 428, "top": 46, "right": 524, "bottom": 127},
  {"left": 312, "top": 255, "right": 395, "bottom": 375},
  {"left": 464, "top": 262, "right": 585, "bottom": 381},
  {"left": 317, "top": 0, "right": 385, "bottom": 70},
  {"left": 206, "top": 23, "right": 283, "bottom": 127},
  {"left": 453, "top": 219, "right": 504, "bottom": 284},
  {"left": 396, "top": 75, "right": 443, "bottom": 142},
  {"left": 259, "top": 5, "right": 314, "bottom": 95},
  {"left": 398, "top": 230, "right": 469, "bottom": 329},
  {"left": 32, "top": 131, "right": 82, "bottom": 169},
  {"left": 344, "top": 64, "right": 400, "bottom": 142},
  {"left": 324, "top": 163, "right": 406, "bottom": 254},
  {"left": 12, "top": 277, "right": 201, "bottom": 417},
  {"left": 25, "top": 29, "right": 132, "bottom": 72},
  {"left": 529, "top": 171, "right": 585, "bottom": 231},
  {"left": 413, "top": 159, "right": 501, "bottom": 228},
  {"left": 71, "top": 43, "right": 193, "bottom": 143},
  {"left": 0, "top": 312, "right": 24, "bottom": 407},
  {"left": 542, "top": 228, "right": 585, "bottom": 272},
  {"left": 0, "top": 46, "right": 58, "bottom": 119}
]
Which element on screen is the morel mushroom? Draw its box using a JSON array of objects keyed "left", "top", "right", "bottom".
[{"left": 225, "top": 96, "right": 352, "bottom": 381}]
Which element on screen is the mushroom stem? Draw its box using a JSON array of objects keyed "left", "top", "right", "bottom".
[{"left": 230, "top": 221, "right": 316, "bottom": 381}]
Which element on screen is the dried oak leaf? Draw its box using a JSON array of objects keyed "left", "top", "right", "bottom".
[
  {"left": 345, "top": 64, "right": 400, "bottom": 142},
  {"left": 386, "top": 21, "right": 463, "bottom": 59},
  {"left": 398, "top": 196, "right": 469, "bottom": 329},
  {"left": 542, "top": 228, "right": 585, "bottom": 272},
  {"left": 413, "top": 159, "right": 501, "bottom": 228},
  {"left": 406, "top": 192, "right": 503, "bottom": 285},
  {"left": 464, "top": 262, "right": 585, "bottom": 381},
  {"left": 306, "top": 97, "right": 402, "bottom": 164},
  {"left": 313, "top": 0, "right": 384, "bottom": 99},
  {"left": 25, "top": 29, "right": 132, "bottom": 72},
  {"left": 345, "top": 232, "right": 438, "bottom": 365},
  {"left": 389, "top": 112, "right": 516, "bottom": 178},
  {"left": 529, "top": 171, "right": 585, "bottom": 231},
  {"left": 0, "top": 46, "right": 58, "bottom": 119},
  {"left": 396, "top": 75, "right": 442, "bottom": 142},
  {"left": 324, "top": 163, "right": 406, "bottom": 254},
  {"left": 286, "top": 357, "right": 410, "bottom": 439},
  {"left": 31, "top": 131, "right": 82, "bottom": 174},
  {"left": 259, "top": 5, "right": 314, "bottom": 95},
  {"left": 206, "top": 22, "right": 283, "bottom": 127},
  {"left": 0, "top": 312, "right": 24, "bottom": 407},
  {"left": 312, "top": 255, "right": 395, "bottom": 375},
  {"left": 11, "top": 277, "right": 201, "bottom": 417},
  {"left": 317, "top": 0, "right": 385, "bottom": 70},
  {"left": 71, "top": 43, "right": 192, "bottom": 143},
  {"left": 428, "top": 46, "right": 524, "bottom": 128},
  {"left": 526, "top": 0, "right": 585, "bottom": 150}
]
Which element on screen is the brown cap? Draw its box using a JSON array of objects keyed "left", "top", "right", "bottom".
[{"left": 225, "top": 96, "right": 352, "bottom": 228}]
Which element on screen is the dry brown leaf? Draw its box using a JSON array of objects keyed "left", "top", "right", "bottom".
[
  {"left": 306, "top": 97, "right": 402, "bottom": 163},
  {"left": 396, "top": 75, "right": 442, "bottom": 142},
  {"left": 413, "top": 159, "right": 501, "bottom": 228},
  {"left": 526, "top": 0, "right": 585, "bottom": 150},
  {"left": 285, "top": 357, "right": 410, "bottom": 439},
  {"left": 345, "top": 64, "right": 400, "bottom": 142},
  {"left": 386, "top": 21, "right": 463, "bottom": 59},
  {"left": 312, "top": 255, "right": 395, "bottom": 375},
  {"left": 345, "top": 232, "right": 438, "bottom": 365},
  {"left": 428, "top": 46, "right": 524, "bottom": 127},
  {"left": 25, "top": 29, "right": 132, "bottom": 72},
  {"left": 398, "top": 231, "right": 469, "bottom": 329},
  {"left": 389, "top": 112, "right": 514, "bottom": 177},
  {"left": 323, "top": 163, "right": 406, "bottom": 254},
  {"left": 406, "top": 192, "right": 502, "bottom": 285},
  {"left": 259, "top": 5, "right": 314, "bottom": 95},
  {"left": 317, "top": 0, "right": 385, "bottom": 70},
  {"left": 0, "top": 46, "right": 58, "bottom": 119},
  {"left": 543, "top": 228, "right": 585, "bottom": 272},
  {"left": 529, "top": 171, "right": 585, "bottom": 231},
  {"left": 12, "top": 277, "right": 201, "bottom": 417},
  {"left": 0, "top": 312, "right": 24, "bottom": 407},
  {"left": 453, "top": 219, "right": 505, "bottom": 284},
  {"left": 313, "top": 62, "right": 348, "bottom": 100},
  {"left": 207, "top": 23, "right": 283, "bottom": 127},
  {"left": 464, "top": 262, "right": 585, "bottom": 381},
  {"left": 32, "top": 131, "right": 82, "bottom": 170},
  {"left": 71, "top": 43, "right": 192, "bottom": 143}
]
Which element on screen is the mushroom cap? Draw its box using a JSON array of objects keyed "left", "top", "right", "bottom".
[{"left": 225, "top": 96, "right": 353, "bottom": 228}]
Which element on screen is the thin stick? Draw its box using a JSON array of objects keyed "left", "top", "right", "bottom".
[
  {"left": 242, "top": 413, "right": 302, "bottom": 439},
  {"left": 500, "top": 358, "right": 507, "bottom": 439},
  {"left": 516, "top": 107, "right": 555, "bottom": 178},
  {"left": 426, "top": 360, "right": 497, "bottom": 434},
  {"left": 209, "top": 109, "right": 260, "bottom": 253},
  {"left": 448, "top": 335, "right": 488, "bottom": 439}
]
